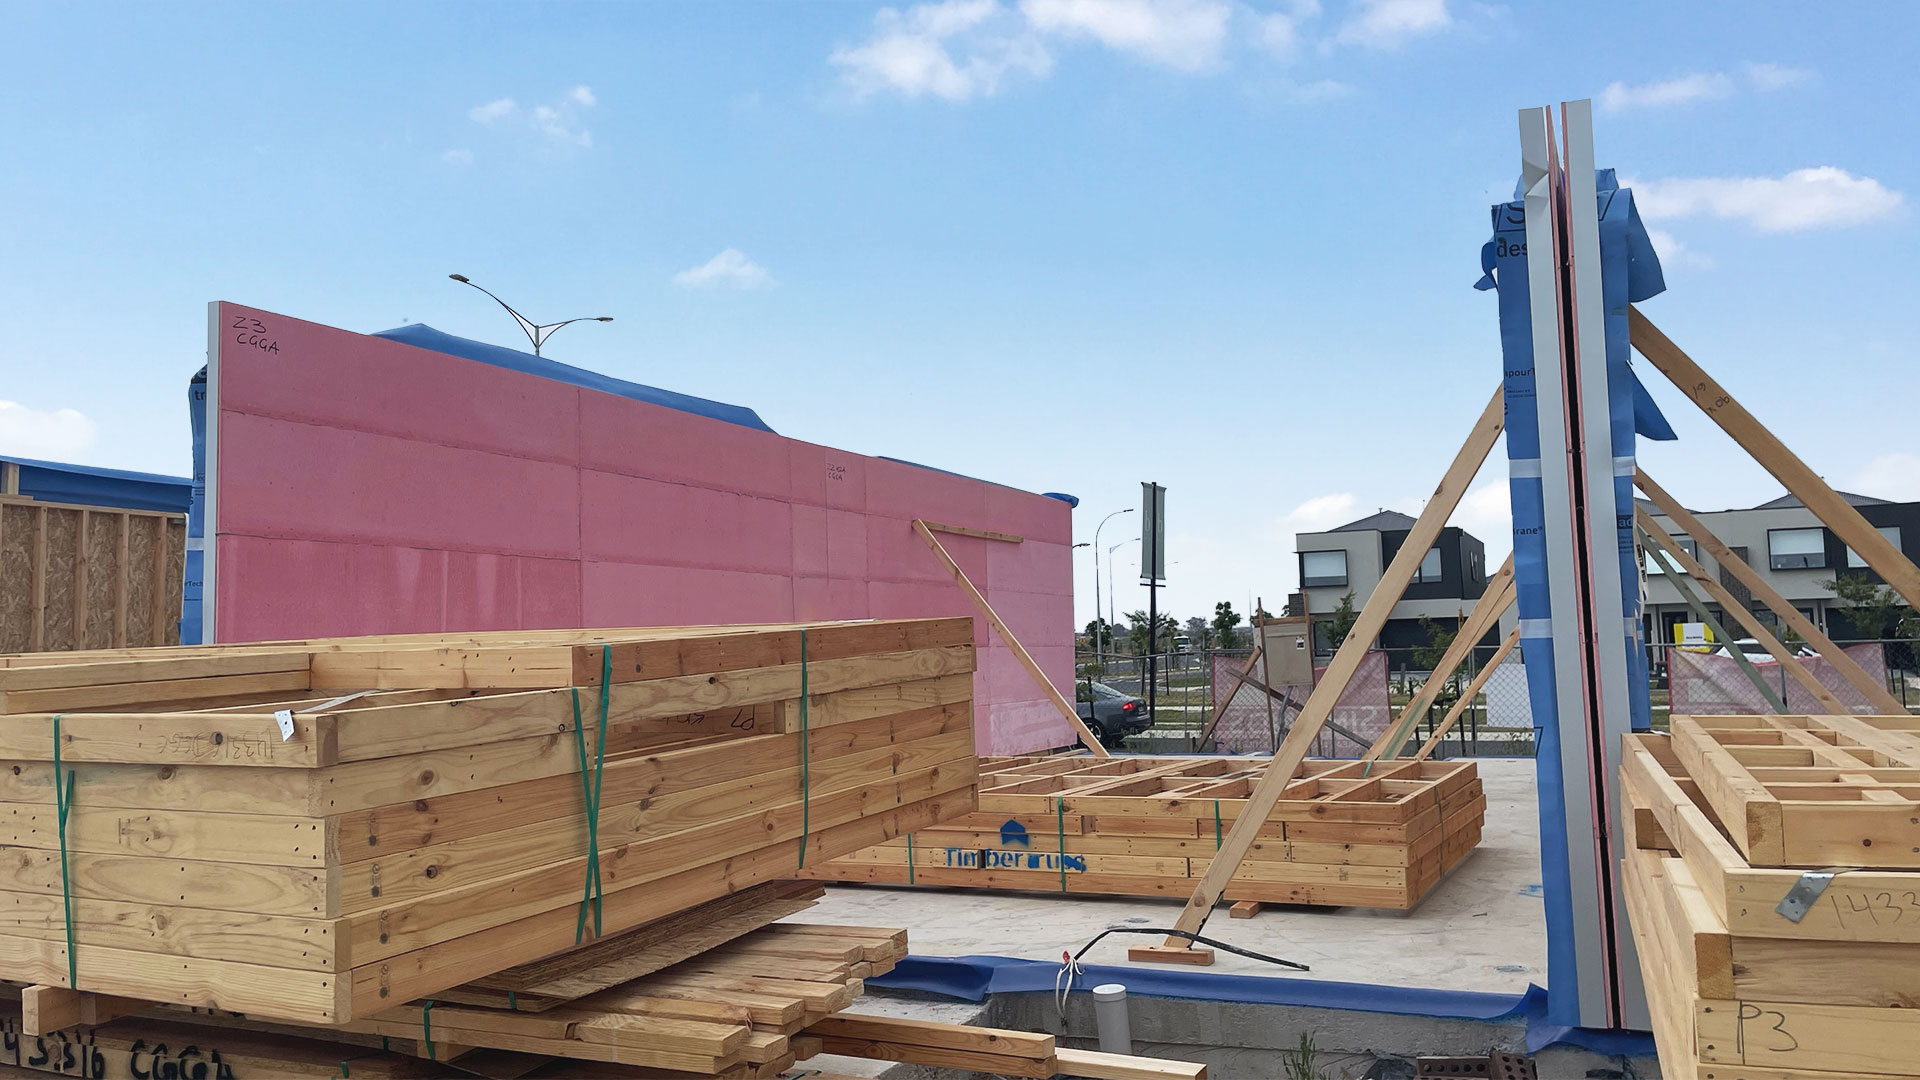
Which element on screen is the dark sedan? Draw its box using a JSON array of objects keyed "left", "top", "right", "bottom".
[{"left": 1076, "top": 679, "right": 1150, "bottom": 747}]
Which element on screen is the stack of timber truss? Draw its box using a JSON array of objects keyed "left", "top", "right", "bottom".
[
  {"left": 1625, "top": 728, "right": 1920, "bottom": 1079},
  {"left": 806, "top": 754, "right": 1485, "bottom": 911},
  {"left": 0, "top": 618, "right": 982, "bottom": 1026}
]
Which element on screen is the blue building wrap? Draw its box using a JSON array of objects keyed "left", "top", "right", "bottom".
[
  {"left": 183, "top": 369, "right": 209, "bottom": 646},
  {"left": 1478, "top": 169, "right": 1669, "bottom": 1025}
]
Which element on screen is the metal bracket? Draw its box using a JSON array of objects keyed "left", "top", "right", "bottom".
[{"left": 1776, "top": 868, "right": 1852, "bottom": 922}]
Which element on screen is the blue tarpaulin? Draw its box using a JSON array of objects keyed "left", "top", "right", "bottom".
[
  {"left": 2, "top": 455, "right": 190, "bottom": 514},
  {"left": 1477, "top": 168, "right": 1666, "bottom": 1027}
]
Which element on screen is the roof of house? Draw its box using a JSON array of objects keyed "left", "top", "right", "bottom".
[
  {"left": 1, "top": 455, "right": 192, "bottom": 514},
  {"left": 1328, "top": 509, "right": 1419, "bottom": 533},
  {"left": 1750, "top": 491, "right": 1890, "bottom": 510}
]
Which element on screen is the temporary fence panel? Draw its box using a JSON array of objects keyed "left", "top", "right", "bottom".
[
  {"left": 1207, "top": 649, "right": 1391, "bottom": 756},
  {"left": 1667, "top": 643, "right": 1890, "bottom": 715}
]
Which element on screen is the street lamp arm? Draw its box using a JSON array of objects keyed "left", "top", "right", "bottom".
[{"left": 450, "top": 275, "right": 542, "bottom": 349}]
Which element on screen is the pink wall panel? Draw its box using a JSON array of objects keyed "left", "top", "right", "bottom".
[
  {"left": 211, "top": 303, "right": 1075, "bottom": 752},
  {"left": 220, "top": 310, "right": 580, "bottom": 464},
  {"left": 220, "top": 414, "right": 580, "bottom": 556}
]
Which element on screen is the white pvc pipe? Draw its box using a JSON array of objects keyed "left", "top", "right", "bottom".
[{"left": 1092, "top": 982, "right": 1132, "bottom": 1054}]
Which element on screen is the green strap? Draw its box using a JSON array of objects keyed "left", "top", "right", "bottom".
[
  {"left": 906, "top": 832, "right": 915, "bottom": 884},
  {"left": 380, "top": 1037, "right": 390, "bottom": 1052},
  {"left": 1213, "top": 800, "right": 1222, "bottom": 850},
  {"left": 1056, "top": 798, "right": 1068, "bottom": 893},
  {"left": 507, "top": 991, "right": 517, "bottom": 1011},
  {"left": 420, "top": 999, "right": 436, "bottom": 1061},
  {"left": 338, "top": 1062, "right": 349, "bottom": 1078},
  {"left": 569, "top": 649, "right": 612, "bottom": 943},
  {"left": 797, "top": 629, "right": 811, "bottom": 870},
  {"left": 52, "top": 715, "right": 77, "bottom": 989}
]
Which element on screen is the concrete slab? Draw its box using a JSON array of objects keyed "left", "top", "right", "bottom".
[{"left": 803, "top": 757, "right": 1546, "bottom": 994}]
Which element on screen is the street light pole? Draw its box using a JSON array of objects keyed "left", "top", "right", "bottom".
[
  {"left": 448, "top": 274, "right": 613, "bottom": 357},
  {"left": 1108, "top": 536, "right": 1138, "bottom": 672},
  {"left": 1092, "top": 508, "right": 1135, "bottom": 668}
]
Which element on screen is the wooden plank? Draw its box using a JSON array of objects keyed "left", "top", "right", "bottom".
[
  {"left": 805, "top": 1014, "right": 1053, "bottom": 1060},
  {"left": 1125, "top": 943, "right": 1216, "bottom": 965},
  {"left": 919, "top": 520, "right": 1023, "bottom": 544},
  {"left": 811, "top": 1034, "right": 1054, "bottom": 1078},
  {"left": 1637, "top": 506, "right": 1849, "bottom": 714},
  {"left": 1636, "top": 467, "right": 1910, "bottom": 717},
  {"left": 149, "top": 515, "right": 171, "bottom": 647},
  {"left": 1054, "top": 1047, "right": 1209, "bottom": 1080},
  {"left": 1228, "top": 900, "right": 1262, "bottom": 919},
  {"left": 1414, "top": 628, "right": 1519, "bottom": 761},
  {"left": 72, "top": 510, "right": 89, "bottom": 654},
  {"left": 912, "top": 518, "right": 1108, "bottom": 757},
  {"left": 1631, "top": 306, "right": 1920, "bottom": 610},
  {"left": 1157, "top": 384, "right": 1504, "bottom": 950},
  {"left": 20, "top": 985, "right": 147, "bottom": 1036}
]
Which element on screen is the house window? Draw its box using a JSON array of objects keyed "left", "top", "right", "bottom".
[
  {"left": 1768, "top": 528, "right": 1826, "bottom": 570},
  {"left": 1301, "top": 550, "right": 1348, "bottom": 588},
  {"left": 1411, "top": 547, "right": 1444, "bottom": 584},
  {"left": 1645, "top": 538, "right": 1697, "bottom": 574},
  {"left": 1845, "top": 526, "right": 1903, "bottom": 569}
]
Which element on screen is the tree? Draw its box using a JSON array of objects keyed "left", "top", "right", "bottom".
[
  {"left": 1412, "top": 615, "right": 1457, "bottom": 672},
  {"left": 1211, "top": 601, "right": 1243, "bottom": 649},
  {"left": 1083, "top": 618, "right": 1117, "bottom": 653},
  {"left": 1824, "top": 574, "right": 1918, "bottom": 641},
  {"left": 1125, "top": 610, "right": 1179, "bottom": 654},
  {"left": 1183, "top": 616, "right": 1211, "bottom": 649},
  {"left": 1321, "top": 591, "right": 1360, "bottom": 652}
]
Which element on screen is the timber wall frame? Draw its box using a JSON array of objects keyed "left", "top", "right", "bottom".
[{"left": 0, "top": 496, "right": 185, "bottom": 654}]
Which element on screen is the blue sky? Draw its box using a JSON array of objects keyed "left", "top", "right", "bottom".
[{"left": 3, "top": 1, "right": 1915, "bottom": 628}]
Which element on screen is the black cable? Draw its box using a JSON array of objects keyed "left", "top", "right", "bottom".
[{"left": 1071, "top": 926, "right": 1309, "bottom": 971}]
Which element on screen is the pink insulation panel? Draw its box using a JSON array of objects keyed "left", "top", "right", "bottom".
[{"left": 208, "top": 303, "right": 1076, "bottom": 754}]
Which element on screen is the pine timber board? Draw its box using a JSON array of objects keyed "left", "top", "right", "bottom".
[
  {"left": 0, "top": 498, "right": 184, "bottom": 657},
  {"left": 0, "top": 619, "right": 985, "bottom": 1025},
  {"left": 806, "top": 753, "right": 1483, "bottom": 910},
  {"left": 1623, "top": 731, "right": 1920, "bottom": 1079}
]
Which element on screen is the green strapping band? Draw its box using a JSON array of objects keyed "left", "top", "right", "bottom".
[
  {"left": 380, "top": 1037, "right": 390, "bottom": 1052},
  {"left": 507, "top": 991, "right": 517, "bottom": 1011},
  {"left": 1056, "top": 798, "right": 1068, "bottom": 893},
  {"left": 51, "top": 715, "right": 77, "bottom": 989},
  {"left": 338, "top": 1062, "right": 349, "bottom": 1078},
  {"left": 569, "top": 648, "right": 612, "bottom": 943},
  {"left": 421, "top": 999, "right": 436, "bottom": 1061},
  {"left": 906, "top": 832, "right": 914, "bottom": 884},
  {"left": 1213, "top": 800, "right": 1222, "bottom": 850},
  {"left": 797, "top": 629, "right": 811, "bottom": 870}
]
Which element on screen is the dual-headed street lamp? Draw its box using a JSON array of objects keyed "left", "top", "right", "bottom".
[{"left": 449, "top": 274, "right": 612, "bottom": 357}]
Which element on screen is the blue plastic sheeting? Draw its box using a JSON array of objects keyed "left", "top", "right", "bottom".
[
  {"left": 372, "top": 324, "right": 776, "bottom": 433},
  {"left": 182, "top": 369, "right": 209, "bottom": 645},
  {"left": 868, "top": 954, "right": 1654, "bottom": 1057},
  {"left": 2, "top": 455, "right": 191, "bottom": 514},
  {"left": 1476, "top": 169, "right": 1666, "bottom": 1027}
]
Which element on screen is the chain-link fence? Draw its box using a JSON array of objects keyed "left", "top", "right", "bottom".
[{"left": 1072, "top": 645, "right": 1538, "bottom": 757}]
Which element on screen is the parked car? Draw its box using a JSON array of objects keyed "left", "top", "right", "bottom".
[{"left": 1076, "top": 679, "right": 1150, "bottom": 747}]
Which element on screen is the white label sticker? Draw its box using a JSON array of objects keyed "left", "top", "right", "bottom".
[{"left": 275, "top": 709, "right": 295, "bottom": 742}]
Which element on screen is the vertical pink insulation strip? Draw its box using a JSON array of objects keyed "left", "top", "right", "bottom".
[{"left": 210, "top": 303, "right": 1075, "bottom": 753}]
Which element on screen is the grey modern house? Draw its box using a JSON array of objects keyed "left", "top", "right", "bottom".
[
  {"left": 1294, "top": 510, "right": 1498, "bottom": 658},
  {"left": 1641, "top": 490, "right": 1919, "bottom": 644}
]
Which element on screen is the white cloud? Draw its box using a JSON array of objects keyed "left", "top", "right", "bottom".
[
  {"left": 1451, "top": 483, "right": 1511, "bottom": 551},
  {"left": 1600, "top": 64, "right": 1813, "bottom": 111},
  {"left": 467, "top": 88, "right": 596, "bottom": 148},
  {"left": 1745, "top": 62, "right": 1812, "bottom": 91},
  {"left": 1279, "top": 492, "right": 1360, "bottom": 534},
  {"left": 469, "top": 98, "right": 518, "bottom": 124},
  {"left": 831, "top": 0, "right": 1052, "bottom": 102},
  {"left": 674, "top": 249, "right": 775, "bottom": 290},
  {"left": 1850, "top": 452, "right": 1920, "bottom": 502},
  {"left": 0, "top": 401, "right": 98, "bottom": 461},
  {"left": 1331, "top": 0, "right": 1450, "bottom": 50},
  {"left": 1598, "top": 72, "right": 1733, "bottom": 112},
  {"left": 441, "top": 148, "right": 474, "bottom": 166},
  {"left": 1632, "top": 167, "right": 1905, "bottom": 232},
  {"left": 1283, "top": 77, "right": 1352, "bottom": 102},
  {"left": 1645, "top": 228, "right": 1713, "bottom": 270},
  {"left": 1255, "top": 0, "right": 1323, "bottom": 59},
  {"left": 1020, "top": 0, "right": 1232, "bottom": 72}
]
